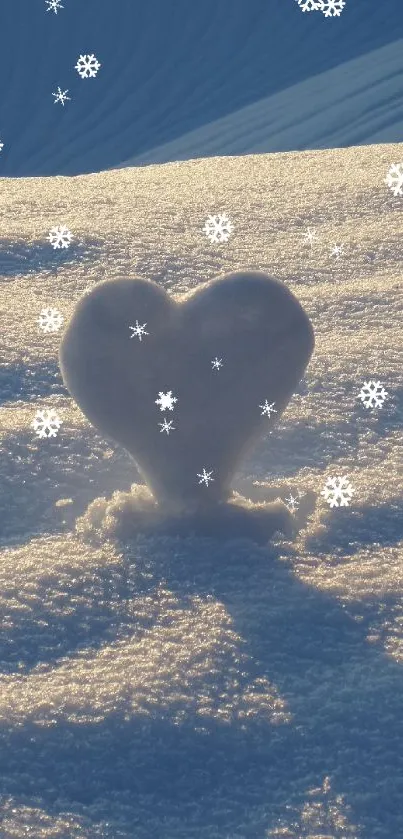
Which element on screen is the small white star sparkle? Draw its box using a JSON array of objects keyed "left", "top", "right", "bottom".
[
  {"left": 211, "top": 357, "right": 223, "bottom": 370},
  {"left": 285, "top": 493, "right": 299, "bottom": 512},
  {"left": 197, "top": 468, "right": 214, "bottom": 487},
  {"left": 259, "top": 400, "right": 277, "bottom": 418},
  {"left": 158, "top": 418, "right": 175, "bottom": 435},
  {"left": 331, "top": 243, "right": 344, "bottom": 259},
  {"left": 45, "top": 0, "right": 64, "bottom": 12},
  {"left": 52, "top": 87, "right": 71, "bottom": 106},
  {"left": 302, "top": 227, "right": 317, "bottom": 246},
  {"left": 129, "top": 320, "right": 149, "bottom": 341}
]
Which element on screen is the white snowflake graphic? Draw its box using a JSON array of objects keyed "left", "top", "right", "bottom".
[
  {"left": 203, "top": 214, "right": 234, "bottom": 243},
  {"left": 75, "top": 54, "right": 101, "bottom": 79},
  {"left": 129, "top": 320, "right": 149, "bottom": 341},
  {"left": 158, "top": 418, "right": 175, "bottom": 435},
  {"left": 197, "top": 468, "right": 214, "bottom": 487},
  {"left": 302, "top": 227, "right": 317, "bottom": 245},
  {"left": 385, "top": 163, "right": 403, "bottom": 197},
  {"left": 52, "top": 87, "right": 70, "bottom": 106},
  {"left": 321, "top": 0, "right": 346, "bottom": 16},
  {"left": 38, "top": 307, "right": 64, "bottom": 333},
  {"left": 45, "top": 0, "right": 64, "bottom": 13},
  {"left": 48, "top": 225, "right": 73, "bottom": 249},
  {"left": 321, "top": 476, "right": 354, "bottom": 508},
  {"left": 296, "top": 0, "right": 324, "bottom": 11},
  {"left": 31, "top": 409, "right": 62, "bottom": 439},
  {"left": 358, "top": 380, "right": 388, "bottom": 410},
  {"left": 331, "top": 243, "right": 344, "bottom": 259},
  {"left": 155, "top": 391, "right": 178, "bottom": 411},
  {"left": 259, "top": 400, "right": 277, "bottom": 418},
  {"left": 285, "top": 493, "right": 300, "bottom": 512},
  {"left": 211, "top": 357, "right": 223, "bottom": 370},
  {"left": 0, "top": 139, "right": 4, "bottom": 152}
]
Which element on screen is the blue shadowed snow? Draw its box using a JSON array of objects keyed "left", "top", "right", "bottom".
[{"left": 0, "top": 0, "right": 403, "bottom": 176}]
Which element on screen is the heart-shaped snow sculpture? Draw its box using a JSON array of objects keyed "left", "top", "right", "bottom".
[{"left": 59, "top": 271, "right": 314, "bottom": 512}]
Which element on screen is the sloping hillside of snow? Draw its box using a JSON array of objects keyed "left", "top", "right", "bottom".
[
  {"left": 119, "top": 38, "right": 403, "bottom": 168},
  {"left": 1, "top": 0, "right": 403, "bottom": 176},
  {"left": 0, "top": 143, "right": 403, "bottom": 838}
]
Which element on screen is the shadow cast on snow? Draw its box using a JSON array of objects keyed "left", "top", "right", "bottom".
[
  {"left": 0, "top": 415, "right": 360, "bottom": 546},
  {"left": 1, "top": 362, "right": 402, "bottom": 831},
  {"left": 0, "top": 431, "right": 142, "bottom": 546},
  {"left": 1, "top": 381, "right": 401, "bottom": 548},
  {"left": 1, "top": 532, "right": 403, "bottom": 836},
  {"left": 306, "top": 496, "right": 403, "bottom": 555},
  {"left": 247, "top": 381, "right": 401, "bottom": 483},
  {"left": 0, "top": 237, "right": 104, "bottom": 279},
  {"left": 0, "top": 361, "right": 68, "bottom": 407}
]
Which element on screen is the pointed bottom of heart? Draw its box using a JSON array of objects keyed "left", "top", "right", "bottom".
[{"left": 75, "top": 484, "right": 316, "bottom": 546}]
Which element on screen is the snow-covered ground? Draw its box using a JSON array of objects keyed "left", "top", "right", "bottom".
[{"left": 0, "top": 142, "right": 403, "bottom": 837}]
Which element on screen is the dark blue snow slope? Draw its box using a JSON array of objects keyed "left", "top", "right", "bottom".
[{"left": 0, "top": 0, "right": 402, "bottom": 176}]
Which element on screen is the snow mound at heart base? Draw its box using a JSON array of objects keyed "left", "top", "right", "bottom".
[{"left": 74, "top": 482, "right": 303, "bottom": 547}]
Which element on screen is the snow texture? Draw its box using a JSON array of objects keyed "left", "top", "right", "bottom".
[{"left": 0, "top": 143, "right": 403, "bottom": 838}]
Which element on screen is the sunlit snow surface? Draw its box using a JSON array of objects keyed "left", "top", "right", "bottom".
[{"left": 0, "top": 145, "right": 402, "bottom": 838}]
